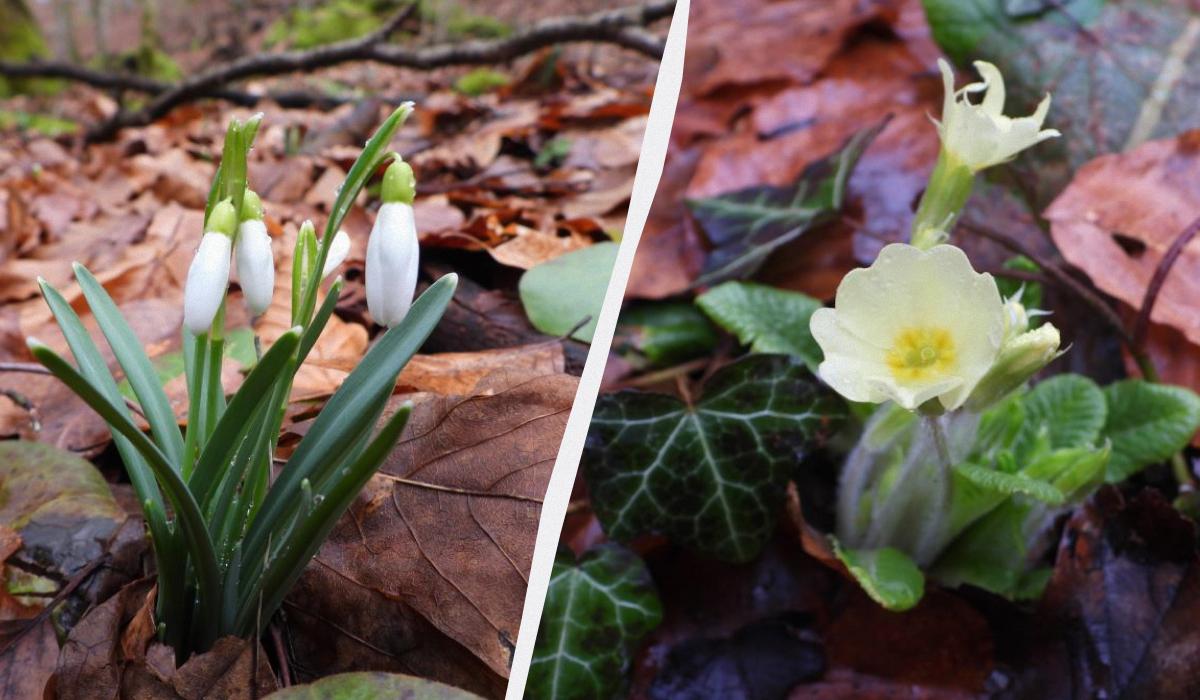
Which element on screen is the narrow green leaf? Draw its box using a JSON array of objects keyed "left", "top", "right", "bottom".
[
  {"left": 74, "top": 263, "right": 185, "bottom": 465},
  {"left": 188, "top": 327, "right": 301, "bottom": 508},
  {"left": 297, "top": 277, "right": 344, "bottom": 364},
  {"left": 29, "top": 342, "right": 222, "bottom": 648},
  {"left": 236, "top": 403, "right": 414, "bottom": 634},
  {"left": 37, "top": 279, "right": 166, "bottom": 517},
  {"left": 834, "top": 542, "right": 925, "bottom": 612},
  {"left": 240, "top": 273, "right": 457, "bottom": 581}
]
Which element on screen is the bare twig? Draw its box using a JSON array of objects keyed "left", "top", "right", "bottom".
[
  {"left": 0, "top": 1, "right": 673, "bottom": 142},
  {"left": 0, "top": 551, "right": 111, "bottom": 657},
  {"left": 1132, "top": 215, "right": 1200, "bottom": 351},
  {"left": 960, "top": 220, "right": 1136, "bottom": 347}
]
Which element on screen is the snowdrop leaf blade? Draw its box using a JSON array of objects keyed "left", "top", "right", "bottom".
[{"left": 74, "top": 263, "right": 186, "bottom": 465}]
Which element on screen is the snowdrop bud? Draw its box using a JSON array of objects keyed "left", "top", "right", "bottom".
[
  {"left": 235, "top": 190, "right": 274, "bottom": 315},
  {"left": 367, "top": 160, "right": 419, "bottom": 327},
  {"left": 964, "top": 323, "right": 1062, "bottom": 412},
  {"left": 183, "top": 200, "right": 236, "bottom": 334},
  {"left": 322, "top": 230, "right": 350, "bottom": 278},
  {"left": 382, "top": 159, "right": 416, "bottom": 205}
]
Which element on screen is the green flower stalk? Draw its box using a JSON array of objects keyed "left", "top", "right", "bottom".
[{"left": 29, "top": 103, "right": 455, "bottom": 661}]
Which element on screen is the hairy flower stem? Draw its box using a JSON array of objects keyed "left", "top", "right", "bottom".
[
  {"left": 915, "top": 416, "right": 955, "bottom": 564},
  {"left": 911, "top": 150, "right": 974, "bottom": 250}
]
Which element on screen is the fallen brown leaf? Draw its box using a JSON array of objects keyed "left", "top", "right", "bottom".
[{"left": 285, "top": 366, "right": 576, "bottom": 698}]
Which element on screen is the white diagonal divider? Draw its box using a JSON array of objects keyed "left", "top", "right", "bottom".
[{"left": 504, "top": 1, "right": 690, "bottom": 696}]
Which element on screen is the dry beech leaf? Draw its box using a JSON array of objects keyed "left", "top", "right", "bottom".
[
  {"left": 285, "top": 367, "right": 576, "bottom": 696},
  {"left": 1047, "top": 132, "right": 1200, "bottom": 346}
]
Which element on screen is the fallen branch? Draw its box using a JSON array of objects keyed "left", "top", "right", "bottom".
[{"left": 0, "top": 1, "right": 673, "bottom": 142}]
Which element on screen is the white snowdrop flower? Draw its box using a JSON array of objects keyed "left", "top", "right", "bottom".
[
  {"left": 936, "top": 58, "right": 1060, "bottom": 173},
  {"left": 235, "top": 190, "right": 274, "bottom": 315},
  {"left": 322, "top": 230, "right": 351, "bottom": 278},
  {"left": 810, "top": 243, "right": 1006, "bottom": 412},
  {"left": 183, "top": 199, "right": 237, "bottom": 335},
  {"left": 366, "top": 160, "right": 419, "bottom": 327}
]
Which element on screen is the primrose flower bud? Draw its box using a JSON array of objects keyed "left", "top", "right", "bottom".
[
  {"left": 322, "top": 230, "right": 350, "bottom": 278},
  {"left": 964, "top": 323, "right": 1062, "bottom": 412},
  {"left": 235, "top": 190, "right": 274, "bottom": 315},
  {"left": 1001, "top": 297, "right": 1029, "bottom": 342},
  {"left": 935, "top": 59, "right": 1059, "bottom": 173},
  {"left": 366, "top": 160, "right": 419, "bottom": 327},
  {"left": 810, "top": 243, "right": 1005, "bottom": 412},
  {"left": 183, "top": 200, "right": 236, "bottom": 334}
]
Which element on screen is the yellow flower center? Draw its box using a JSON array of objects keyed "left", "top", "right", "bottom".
[{"left": 886, "top": 327, "right": 957, "bottom": 382}]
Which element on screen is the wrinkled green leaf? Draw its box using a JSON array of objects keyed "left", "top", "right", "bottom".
[
  {"left": 266, "top": 671, "right": 482, "bottom": 699},
  {"left": 955, "top": 461, "right": 1064, "bottom": 505},
  {"left": 528, "top": 544, "right": 662, "bottom": 700},
  {"left": 519, "top": 241, "right": 617, "bottom": 343},
  {"left": 686, "top": 123, "right": 882, "bottom": 286},
  {"left": 584, "top": 354, "right": 844, "bottom": 562},
  {"left": 615, "top": 302, "right": 718, "bottom": 368},
  {"left": 834, "top": 543, "right": 925, "bottom": 612},
  {"left": 923, "top": 0, "right": 1200, "bottom": 205},
  {"left": 696, "top": 281, "right": 823, "bottom": 370},
  {"left": 1102, "top": 380, "right": 1200, "bottom": 481},
  {"left": 1013, "top": 374, "right": 1106, "bottom": 460}
]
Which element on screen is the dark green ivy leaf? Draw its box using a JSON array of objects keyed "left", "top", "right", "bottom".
[
  {"left": 527, "top": 544, "right": 662, "bottom": 700},
  {"left": 583, "top": 354, "right": 845, "bottom": 563},
  {"left": 685, "top": 122, "right": 884, "bottom": 287}
]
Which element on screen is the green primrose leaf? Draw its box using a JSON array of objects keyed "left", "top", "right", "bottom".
[
  {"left": 519, "top": 241, "right": 618, "bottom": 343},
  {"left": 834, "top": 542, "right": 925, "bottom": 612},
  {"left": 1012, "top": 374, "right": 1106, "bottom": 461},
  {"left": 696, "top": 281, "right": 823, "bottom": 370},
  {"left": 583, "top": 354, "right": 845, "bottom": 563},
  {"left": 1102, "top": 380, "right": 1200, "bottom": 482},
  {"left": 954, "top": 462, "right": 1064, "bottom": 505},
  {"left": 685, "top": 122, "right": 882, "bottom": 286},
  {"left": 266, "top": 672, "right": 483, "bottom": 699},
  {"left": 528, "top": 544, "right": 663, "bottom": 700}
]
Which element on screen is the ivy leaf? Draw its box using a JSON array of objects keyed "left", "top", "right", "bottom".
[
  {"left": 1013, "top": 374, "right": 1106, "bottom": 460},
  {"left": 833, "top": 543, "right": 925, "bottom": 612},
  {"left": 519, "top": 242, "right": 618, "bottom": 344},
  {"left": 527, "top": 544, "right": 662, "bottom": 700},
  {"left": 686, "top": 123, "right": 883, "bottom": 286},
  {"left": 583, "top": 354, "right": 844, "bottom": 562},
  {"left": 923, "top": 0, "right": 1200, "bottom": 205},
  {"left": 1102, "top": 380, "right": 1200, "bottom": 482},
  {"left": 696, "top": 281, "right": 823, "bottom": 370}
]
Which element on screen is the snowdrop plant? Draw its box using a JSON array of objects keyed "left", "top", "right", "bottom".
[{"left": 28, "top": 104, "right": 456, "bottom": 660}]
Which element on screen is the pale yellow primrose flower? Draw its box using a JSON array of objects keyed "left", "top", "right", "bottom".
[
  {"left": 935, "top": 58, "right": 1060, "bottom": 172},
  {"left": 810, "top": 243, "right": 1005, "bottom": 411}
]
